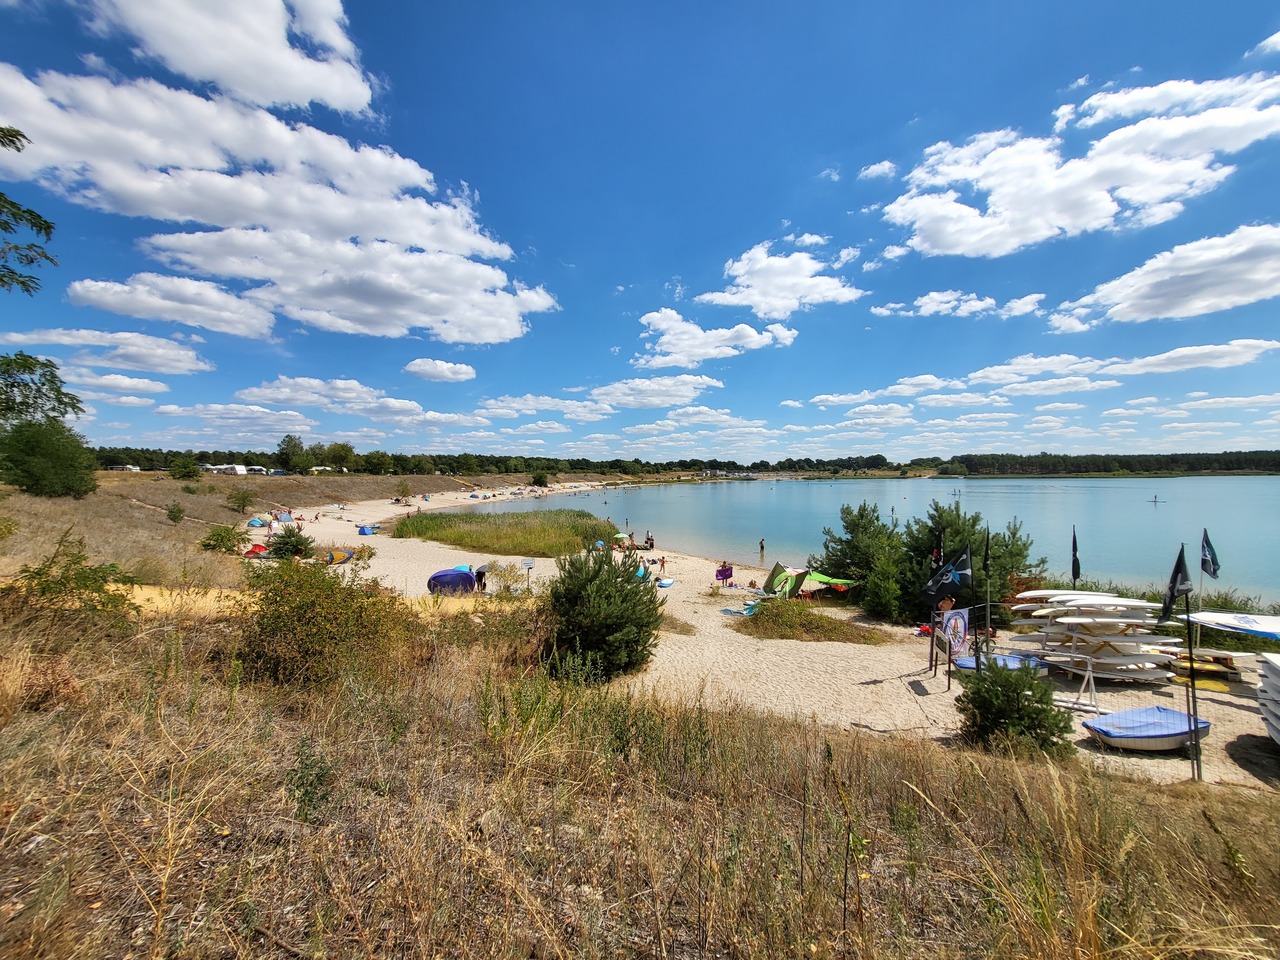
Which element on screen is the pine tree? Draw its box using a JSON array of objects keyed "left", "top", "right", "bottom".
[{"left": 546, "top": 547, "right": 664, "bottom": 681}]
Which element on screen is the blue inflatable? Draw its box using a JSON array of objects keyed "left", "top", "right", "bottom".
[{"left": 427, "top": 569, "right": 477, "bottom": 594}]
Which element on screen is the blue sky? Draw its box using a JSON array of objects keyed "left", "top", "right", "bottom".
[{"left": 3, "top": 1, "right": 1280, "bottom": 463}]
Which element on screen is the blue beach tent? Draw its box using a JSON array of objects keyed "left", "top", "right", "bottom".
[{"left": 427, "top": 568, "right": 477, "bottom": 594}]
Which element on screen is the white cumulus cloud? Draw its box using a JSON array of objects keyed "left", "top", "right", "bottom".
[
  {"left": 404, "top": 358, "right": 478, "bottom": 382},
  {"left": 1067, "top": 223, "right": 1280, "bottom": 323},
  {"left": 883, "top": 72, "right": 1280, "bottom": 258},
  {"left": 694, "top": 241, "right": 866, "bottom": 320},
  {"left": 88, "top": 0, "right": 374, "bottom": 111},
  {"left": 632, "top": 308, "right": 797, "bottom": 370}
]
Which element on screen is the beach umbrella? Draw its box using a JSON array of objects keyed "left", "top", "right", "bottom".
[{"left": 613, "top": 533, "right": 629, "bottom": 539}]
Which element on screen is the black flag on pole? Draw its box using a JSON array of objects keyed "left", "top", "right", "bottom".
[
  {"left": 929, "top": 527, "right": 944, "bottom": 574},
  {"left": 982, "top": 526, "right": 990, "bottom": 577},
  {"left": 922, "top": 545, "right": 972, "bottom": 604},
  {"left": 1200, "top": 528, "right": 1220, "bottom": 580},
  {"left": 1159, "top": 545, "right": 1193, "bottom": 623},
  {"left": 1071, "top": 526, "right": 1081, "bottom": 582}
]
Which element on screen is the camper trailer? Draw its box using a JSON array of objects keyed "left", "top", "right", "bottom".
[
  {"left": 212, "top": 464, "right": 248, "bottom": 476},
  {"left": 245, "top": 465, "right": 268, "bottom": 475}
]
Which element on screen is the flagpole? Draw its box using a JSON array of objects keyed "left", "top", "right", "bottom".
[
  {"left": 982, "top": 525, "right": 991, "bottom": 666},
  {"left": 1161, "top": 543, "right": 1200, "bottom": 781},
  {"left": 1196, "top": 566, "right": 1204, "bottom": 652},
  {"left": 984, "top": 578, "right": 991, "bottom": 661},
  {"left": 966, "top": 540, "right": 978, "bottom": 673},
  {"left": 1182, "top": 589, "right": 1202, "bottom": 781}
]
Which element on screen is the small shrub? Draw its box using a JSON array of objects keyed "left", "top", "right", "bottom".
[
  {"left": 225, "top": 488, "right": 254, "bottom": 513},
  {"left": 181, "top": 484, "right": 199, "bottom": 495},
  {"left": 733, "top": 598, "right": 887, "bottom": 644},
  {"left": 235, "top": 558, "right": 422, "bottom": 685},
  {"left": 267, "top": 526, "right": 314, "bottom": 559},
  {"left": 201, "top": 524, "right": 250, "bottom": 554},
  {"left": 126, "top": 553, "right": 169, "bottom": 585},
  {"left": 0, "top": 531, "right": 136, "bottom": 646},
  {"left": 484, "top": 560, "right": 524, "bottom": 596},
  {"left": 285, "top": 736, "right": 333, "bottom": 823},
  {"left": 545, "top": 547, "right": 663, "bottom": 681},
  {"left": 165, "top": 502, "right": 186, "bottom": 524},
  {"left": 955, "top": 663, "right": 1075, "bottom": 758}
]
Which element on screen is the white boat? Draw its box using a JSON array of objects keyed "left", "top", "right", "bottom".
[{"left": 1083, "top": 706, "right": 1210, "bottom": 752}]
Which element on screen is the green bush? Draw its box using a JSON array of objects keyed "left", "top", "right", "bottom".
[
  {"left": 0, "top": 419, "right": 98, "bottom": 498},
  {"left": 267, "top": 526, "right": 314, "bottom": 559},
  {"left": 235, "top": 559, "right": 420, "bottom": 685},
  {"left": 484, "top": 560, "right": 525, "bottom": 596},
  {"left": 225, "top": 488, "right": 254, "bottom": 513},
  {"left": 0, "top": 531, "right": 136, "bottom": 646},
  {"left": 165, "top": 502, "right": 185, "bottom": 524},
  {"left": 168, "top": 455, "right": 201, "bottom": 480},
  {"left": 201, "top": 524, "right": 250, "bottom": 554},
  {"left": 955, "top": 663, "right": 1075, "bottom": 758},
  {"left": 545, "top": 547, "right": 663, "bottom": 681}
]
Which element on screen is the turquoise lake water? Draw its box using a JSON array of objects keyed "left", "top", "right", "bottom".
[{"left": 465, "top": 476, "right": 1280, "bottom": 604}]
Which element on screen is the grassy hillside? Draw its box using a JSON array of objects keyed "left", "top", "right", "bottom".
[{"left": 0, "top": 472, "right": 625, "bottom": 588}]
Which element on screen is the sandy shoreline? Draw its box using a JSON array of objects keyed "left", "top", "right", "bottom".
[{"left": 253, "top": 483, "right": 1279, "bottom": 791}]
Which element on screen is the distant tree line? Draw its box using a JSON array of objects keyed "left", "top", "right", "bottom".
[
  {"left": 947, "top": 450, "right": 1280, "bottom": 475},
  {"left": 89, "top": 442, "right": 1280, "bottom": 478}
]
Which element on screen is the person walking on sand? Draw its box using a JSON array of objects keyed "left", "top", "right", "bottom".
[{"left": 659, "top": 556, "right": 666, "bottom": 575}]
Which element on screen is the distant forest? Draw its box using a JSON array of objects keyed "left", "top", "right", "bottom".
[{"left": 89, "top": 442, "right": 1280, "bottom": 477}]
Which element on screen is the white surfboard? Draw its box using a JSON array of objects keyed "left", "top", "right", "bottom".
[
  {"left": 1064, "top": 597, "right": 1162, "bottom": 610},
  {"left": 1057, "top": 615, "right": 1157, "bottom": 627},
  {"left": 1053, "top": 662, "right": 1174, "bottom": 682},
  {"left": 1015, "top": 589, "right": 1118, "bottom": 600},
  {"left": 1042, "top": 652, "right": 1176, "bottom": 668}
]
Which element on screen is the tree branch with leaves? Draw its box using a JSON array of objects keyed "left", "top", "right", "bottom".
[{"left": 1, "top": 126, "right": 58, "bottom": 296}]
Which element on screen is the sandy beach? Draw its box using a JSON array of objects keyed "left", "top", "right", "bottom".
[{"left": 256, "top": 483, "right": 1279, "bottom": 792}]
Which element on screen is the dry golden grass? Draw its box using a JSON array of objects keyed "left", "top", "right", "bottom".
[{"left": 1, "top": 600, "right": 1276, "bottom": 959}]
